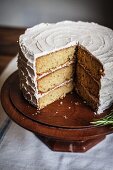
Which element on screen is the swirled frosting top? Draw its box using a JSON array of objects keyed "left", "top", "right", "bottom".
[{"left": 19, "top": 21, "right": 113, "bottom": 64}]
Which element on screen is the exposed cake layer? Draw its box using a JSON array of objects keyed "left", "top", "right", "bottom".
[
  {"left": 37, "top": 60, "right": 74, "bottom": 80},
  {"left": 36, "top": 46, "right": 75, "bottom": 75},
  {"left": 76, "top": 46, "right": 113, "bottom": 113},
  {"left": 38, "top": 64, "right": 74, "bottom": 93},
  {"left": 18, "top": 46, "right": 76, "bottom": 108},
  {"left": 38, "top": 80, "right": 74, "bottom": 109},
  {"left": 77, "top": 45, "right": 104, "bottom": 81},
  {"left": 75, "top": 82, "right": 98, "bottom": 111},
  {"left": 76, "top": 63, "right": 100, "bottom": 97},
  {"left": 75, "top": 45, "right": 103, "bottom": 111},
  {"left": 18, "top": 49, "right": 75, "bottom": 109}
]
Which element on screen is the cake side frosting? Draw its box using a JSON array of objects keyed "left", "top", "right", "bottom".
[{"left": 19, "top": 21, "right": 113, "bottom": 113}]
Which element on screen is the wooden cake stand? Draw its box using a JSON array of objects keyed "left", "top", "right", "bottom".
[{"left": 1, "top": 71, "right": 113, "bottom": 152}]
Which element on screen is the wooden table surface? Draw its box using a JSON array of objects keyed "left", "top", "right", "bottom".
[{"left": 0, "top": 27, "right": 25, "bottom": 74}]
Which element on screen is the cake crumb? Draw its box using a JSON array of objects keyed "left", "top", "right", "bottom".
[
  {"left": 60, "top": 101, "right": 63, "bottom": 105},
  {"left": 68, "top": 106, "right": 71, "bottom": 109},
  {"left": 83, "top": 101, "right": 86, "bottom": 104},
  {"left": 60, "top": 95, "right": 64, "bottom": 99},
  {"left": 100, "top": 69, "right": 103, "bottom": 73},
  {"left": 64, "top": 115, "right": 68, "bottom": 119},
  {"left": 100, "top": 69, "right": 105, "bottom": 76},
  {"left": 32, "top": 114, "right": 34, "bottom": 116},
  {"left": 56, "top": 111, "right": 58, "bottom": 114},
  {"left": 94, "top": 112, "right": 97, "bottom": 115},
  {"left": 69, "top": 144, "right": 73, "bottom": 152},
  {"left": 36, "top": 109, "right": 40, "bottom": 113},
  {"left": 75, "top": 102, "right": 79, "bottom": 105}
]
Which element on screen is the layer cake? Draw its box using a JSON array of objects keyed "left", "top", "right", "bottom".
[{"left": 18, "top": 21, "right": 113, "bottom": 114}]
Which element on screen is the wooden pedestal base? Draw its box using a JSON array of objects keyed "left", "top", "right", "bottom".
[
  {"left": 37, "top": 135, "right": 105, "bottom": 152},
  {"left": 1, "top": 71, "right": 113, "bottom": 152}
]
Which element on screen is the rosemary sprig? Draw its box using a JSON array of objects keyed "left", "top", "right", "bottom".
[{"left": 91, "top": 110, "right": 113, "bottom": 126}]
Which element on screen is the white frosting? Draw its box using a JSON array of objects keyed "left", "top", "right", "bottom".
[{"left": 19, "top": 21, "right": 113, "bottom": 113}]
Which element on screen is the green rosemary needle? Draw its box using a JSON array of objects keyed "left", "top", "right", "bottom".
[{"left": 91, "top": 110, "right": 113, "bottom": 126}]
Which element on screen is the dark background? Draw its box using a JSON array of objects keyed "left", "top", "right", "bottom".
[{"left": 0, "top": 0, "right": 113, "bottom": 29}]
